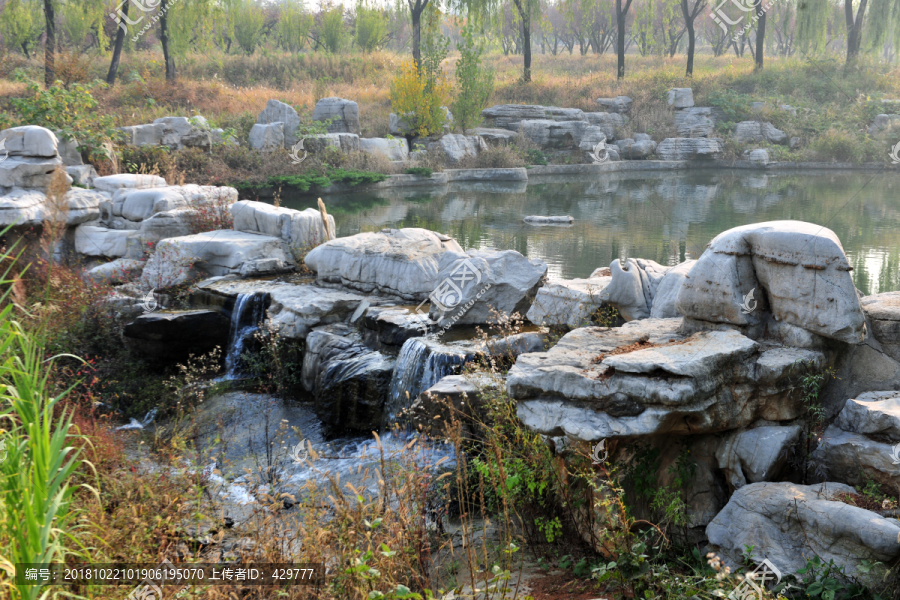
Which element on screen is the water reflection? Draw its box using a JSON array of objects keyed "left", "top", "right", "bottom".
[{"left": 279, "top": 170, "right": 900, "bottom": 295}]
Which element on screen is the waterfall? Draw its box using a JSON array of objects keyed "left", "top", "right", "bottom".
[
  {"left": 224, "top": 292, "right": 268, "bottom": 378},
  {"left": 383, "top": 337, "right": 474, "bottom": 428}
]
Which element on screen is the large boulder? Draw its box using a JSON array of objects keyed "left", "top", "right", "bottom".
[
  {"left": 123, "top": 309, "right": 231, "bottom": 362},
  {"left": 359, "top": 137, "right": 409, "bottom": 161},
  {"left": 706, "top": 482, "right": 900, "bottom": 584},
  {"left": 861, "top": 291, "right": 900, "bottom": 361},
  {"left": 92, "top": 174, "right": 167, "bottom": 195},
  {"left": 667, "top": 88, "right": 694, "bottom": 109},
  {"left": 232, "top": 200, "right": 334, "bottom": 249},
  {"left": 655, "top": 138, "right": 723, "bottom": 160},
  {"left": 583, "top": 112, "right": 626, "bottom": 141},
  {"left": 428, "top": 250, "right": 548, "bottom": 327},
  {"left": 675, "top": 221, "right": 866, "bottom": 344},
  {"left": 0, "top": 156, "right": 66, "bottom": 188},
  {"left": 141, "top": 230, "right": 293, "bottom": 289},
  {"left": 510, "top": 317, "right": 827, "bottom": 440},
  {"left": 594, "top": 96, "right": 632, "bottom": 114},
  {"left": 360, "top": 306, "right": 432, "bottom": 350},
  {"left": 120, "top": 117, "right": 212, "bottom": 150},
  {"left": 110, "top": 185, "right": 237, "bottom": 223},
  {"left": 0, "top": 187, "right": 106, "bottom": 227},
  {"left": 470, "top": 128, "right": 520, "bottom": 147},
  {"left": 0, "top": 126, "right": 58, "bottom": 157},
  {"left": 75, "top": 224, "right": 132, "bottom": 257},
  {"left": 598, "top": 258, "right": 695, "bottom": 321},
  {"left": 248, "top": 123, "right": 284, "bottom": 152},
  {"left": 267, "top": 284, "right": 377, "bottom": 341},
  {"left": 426, "top": 134, "right": 487, "bottom": 165},
  {"left": 517, "top": 120, "right": 606, "bottom": 152},
  {"left": 302, "top": 133, "right": 360, "bottom": 154},
  {"left": 257, "top": 99, "right": 300, "bottom": 147},
  {"left": 674, "top": 107, "right": 724, "bottom": 138},
  {"left": 867, "top": 114, "right": 900, "bottom": 135},
  {"left": 615, "top": 138, "right": 657, "bottom": 159},
  {"left": 526, "top": 277, "right": 612, "bottom": 328},
  {"left": 305, "top": 228, "right": 463, "bottom": 302},
  {"left": 312, "top": 97, "right": 361, "bottom": 136},
  {"left": 481, "top": 104, "right": 586, "bottom": 129},
  {"left": 733, "top": 121, "right": 788, "bottom": 145}
]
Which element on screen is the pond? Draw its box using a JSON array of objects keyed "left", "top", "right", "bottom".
[{"left": 281, "top": 170, "right": 900, "bottom": 296}]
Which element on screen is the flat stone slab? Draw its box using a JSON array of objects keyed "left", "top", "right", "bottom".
[
  {"left": 93, "top": 174, "right": 167, "bottom": 194},
  {"left": 526, "top": 277, "right": 610, "bottom": 328},
  {"left": 267, "top": 284, "right": 374, "bottom": 340},
  {"left": 835, "top": 391, "right": 900, "bottom": 438}
]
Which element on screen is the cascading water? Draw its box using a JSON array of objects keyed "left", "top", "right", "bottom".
[{"left": 224, "top": 292, "right": 268, "bottom": 378}]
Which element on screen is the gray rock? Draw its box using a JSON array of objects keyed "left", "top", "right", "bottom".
[
  {"left": 706, "top": 482, "right": 900, "bottom": 584},
  {"left": 667, "top": 88, "right": 694, "bottom": 109},
  {"left": 674, "top": 107, "right": 724, "bottom": 138},
  {"left": 813, "top": 425, "right": 900, "bottom": 490},
  {"left": 656, "top": 138, "right": 723, "bottom": 160},
  {"left": 56, "top": 135, "right": 82, "bottom": 166},
  {"left": 85, "top": 258, "right": 145, "bottom": 285},
  {"left": 248, "top": 122, "right": 284, "bottom": 152},
  {"left": 305, "top": 228, "right": 463, "bottom": 302},
  {"left": 780, "top": 104, "right": 797, "bottom": 116},
  {"left": 470, "top": 127, "right": 520, "bottom": 147},
  {"left": 92, "top": 174, "right": 167, "bottom": 195},
  {"left": 75, "top": 224, "right": 132, "bottom": 257},
  {"left": 517, "top": 120, "right": 606, "bottom": 151},
  {"left": 66, "top": 165, "right": 96, "bottom": 187},
  {"left": 111, "top": 184, "right": 237, "bottom": 223},
  {"left": 267, "top": 285, "right": 373, "bottom": 340},
  {"left": 119, "top": 123, "right": 164, "bottom": 147},
  {"left": 675, "top": 221, "right": 866, "bottom": 344},
  {"left": 747, "top": 148, "right": 770, "bottom": 164},
  {"left": 312, "top": 97, "right": 361, "bottom": 136},
  {"left": 428, "top": 249, "right": 547, "bottom": 327},
  {"left": 481, "top": 104, "right": 586, "bottom": 129},
  {"left": 0, "top": 125, "right": 58, "bottom": 157},
  {"left": 867, "top": 114, "right": 900, "bottom": 135},
  {"left": 303, "top": 133, "right": 360, "bottom": 154},
  {"left": 302, "top": 328, "right": 394, "bottom": 432},
  {"left": 862, "top": 291, "right": 900, "bottom": 362},
  {"left": 407, "top": 373, "right": 500, "bottom": 438},
  {"left": 583, "top": 112, "right": 626, "bottom": 141},
  {"left": 123, "top": 309, "right": 231, "bottom": 362},
  {"left": 359, "top": 137, "right": 409, "bottom": 161},
  {"left": 594, "top": 96, "right": 632, "bottom": 114},
  {"left": 615, "top": 138, "right": 657, "bottom": 159},
  {"left": 733, "top": 121, "right": 788, "bottom": 145},
  {"left": 152, "top": 117, "right": 212, "bottom": 150},
  {"left": 257, "top": 99, "right": 301, "bottom": 147},
  {"left": 715, "top": 425, "right": 802, "bottom": 489},
  {"left": 836, "top": 390, "right": 900, "bottom": 439},
  {"left": 231, "top": 200, "right": 334, "bottom": 249},
  {"left": 360, "top": 307, "right": 431, "bottom": 350},
  {"left": 790, "top": 136, "right": 801, "bottom": 149},
  {"left": 426, "top": 134, "right": 487, "bottom": 165},
  {"left": 598, "top": 258, "right": 695, "bottom": 320},
  {"left": 239, "top": 257, "right": 292, "bottom": 277},
  {"left": 750, "top": 101, "right": 767, "bottom": 113},
  {"left": 0, "top": 156, "right": 66, "bottom": 188},
  {"left": 0, "top": 186, "right": 106, "bottom": 227},
  {"left": 526, "top": 277, "right": 611, "bottom": 328}
]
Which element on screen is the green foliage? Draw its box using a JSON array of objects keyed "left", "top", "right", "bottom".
[
  {"left": 404, "top": 167, "right": 433, "bottom": 177},
  {"left": 10, "top": 83, "right": 120, "bottom": 162},
  {"left": 0, "top": 0, "right": 42, "bottom": 58},
  {"left": 707, "top": 89, "right": 753, "bottom": 123},
  {"left": 231, "top": 0, "right": 267, "bottom": 55},
  {"left": 354, "top": 0, "right": 387, "bottom": 52},
  {"left": 321, "top": 7, "right": 349, "bottom": 53},
  {"left": 275, "top": 0, "right": 313, "bottom": 51},
  {"left": 794, "top": 556, "right": 867, "bottom": 600},
  {"left": 524, "top": 148, "right": 548, "bottom": 165},
  {"left": 451, "top": 24, "right": 494, "bottom": 132},
  {"left": 236, "top": 168, "right": 388, "bottom": 194}
]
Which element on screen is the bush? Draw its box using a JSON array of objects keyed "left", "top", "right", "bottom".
[
  {"left": 404, "top": 166, "right": 433, "bottom": 177},
  {"left": 525, "top": 148, "right": 549, "bottom": 165},
  {"left": 389, "top": 60, "right": 451, "bottom": 137},
  {"left": 458, "top": 145, "right": 525, "bottom": 169},
  {"left": 451, "top": 24, "right": 494, "bottom": 132}
]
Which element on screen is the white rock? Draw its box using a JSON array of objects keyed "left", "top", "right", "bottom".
[
  {"left": 359, "top": 137, "right": 409, "bottom": 161},
  {"left": 706, "top": 481, "right": 900, "bottom": 584},
  {"left": 85, "top": 258, "right": 145, "bottom": 285},
  {"left": 813, "top": 425, "right": 900, "bottom": 489},
  {"left": 673, "top": 107, "right": 723, "bottom": 138},
  {"left": 312, "top": 97, "right": 361, "bottom": 136},
  {"left": 0, "top": 156, "right": 66, "bottom": 188},
  {"left": 526, "top": 277, "right": 611, "bottom": 328},
  {"left": 267, "top": 285, "right": 372, "bottom": 340},
  {"left": 836, "top": 390, "right": 900, "bottom": 439},
  {"left": 92, "top": 174, "right": 166, "bottom": 195},
  {"left": 861, "top": 292, "right": 900, "bottom": 361},
  {"left": 112, "top": 184, "right": 237, "bottom": 222},
  {"left": 0, "top": 125, "right": 58, "bottom": 157},
  {"left": 594, "top": 96, "right": 632, "bottom": 114},
  {"left": 303, "top": 133, "right": 360, "bottom": 154},
  {"left": 517, "top": 120, "right": 606, "bottom": 150},
  {"left": 152, "top": 116, "right": 211, "bottom": 149},
  {"left": 428, "top": 250, "right": 548, "bottom": 327},
  {"left": 667, "top": 88, "right": 694, "bottom": 109},
  {"left": 248, "top": 122, "right": 284, "bottom": 152},
  {"left": 598, "top": 258, "right": 694, "bottom": 321},
  {"left": 257, "top": 99, "right": 300, "bottom": 147},
  {"left": 734, "top": 121, "right": 788, "bottom": 145},
  {"left": 675, "top": 221, "right": 866, "bottom": 344},
  {"left": 481, "top": 104, "right": 586, "bottom": 129},
  {"left": 66, "top": 165, "right": 96, "bottom": 187},
  {"left": 615, "top": 138, "right": 656, "bottom": 159},
  {"left": 748, "top": 148, "right": 770, "bottom": 164},
  {"left": 470, "top": 127, "right": 520, "bottom": 146},
  {"left": 583, "top": 112, "right": 626, "bottom": 141},
  {"left": 119, "top": 123, "right": 165, "bottom": 146},
  {"left": 656, "top": 138, "right": 723, "bottom": 160},
  {"left": 426, "top": 134, "right": 487, "bottom": 165},
  {"left": 75, "top": 224, "right": 131, "bottom": 258},
  {"left": 523, "top": 215, "right": 573, "bottom": 224},
  {"left": 715, "top": 425, "right": 802, "bottom": 489},
  {"left": 0, "top": 187, "right": 106, "bottom": 227},
  {"left": 231, "top": 200, "right": 334, "bottom": 249}
]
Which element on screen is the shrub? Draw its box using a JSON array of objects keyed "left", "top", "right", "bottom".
[
  {"left": 404, "top": 166, "right": 433, "bottom": 177},
  {"left": 451, "top": 24, "right": 494, "bottom": 132},
  {"left": 525, "top": 148, "right": 549, "bottom": 165},
  {"left": 389, "top": 60, "right": 451, "bottom": 137},
  {"left": 185, "top": 189, "right": 236, "bottom": 234},
  {"left": 458, "top": 145, "right": 525, "bottom": 168}
]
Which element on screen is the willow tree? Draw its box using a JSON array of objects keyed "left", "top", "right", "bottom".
[
  {"left": 275, "top": 0, "right": 314, "bottom": 52},
  {"left": 160, "top": 0, "right": 222, "bottom": 81},
  {"left": 798, "top": 0, "right": 900, "bottom": 63},
  {"left": 0, "top": 0, "right": 43, "bottom": 58},
  {"left": 454, "top": 0, "right": 539, "bottom": 81}
]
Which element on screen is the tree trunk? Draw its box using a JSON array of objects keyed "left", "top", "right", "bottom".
[
  {"left": 43, "top": 0, "right": 55, "bottom": 86},
  {"left": 845, "top": 0, "right": 868, "bottom": 63},
  {"left": 755, "top": 4, "right": 766, "bottom": 69},
  {"left": 107, "top": 0, "right": 128, "bottom": 85},
  {"left": 615, "top": 0, "right": 633, "bottom": 78},
  {"left": 22, "top": 42, "right": 31, "bottom": 59},
  {"left": 512, "top": 0, "right": 532, "bottom": 82},
  {"left": 684, "top": 15, "right": 695, "bottom": 75},
  {"left": 159, "top": 3, "right": 176, "bottom": 81},
  {"left": 409, "top": 0, "right": 429, "bottom": 66}
]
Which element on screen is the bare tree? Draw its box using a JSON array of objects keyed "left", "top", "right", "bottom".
[{"left": 681, "top": 0, "right": 705, "bottom": 75}]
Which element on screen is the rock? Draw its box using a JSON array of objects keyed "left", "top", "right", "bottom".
[
  {"left": 360, "top": 307, "right": 430, "bottom": 350},
  {"left": 706, "top": 481, "right": 900, "bottom": 584},
  {"left": 0, "top": 156, "right": 67, "bottom": 189},
  {"left": 426, "top": 134, "right": 487, "bottom": 165},
  {"left": 583, "top": 112, "right": 626, "bottom": 141},
  {"left": 605, "top": 145, "right": 620, "bottom": 161},
  {"left": 477, "top": 331, "right": 550, "bottom": 359},
  {"left": 517, "top": 120, "right": 606, "bottom": 151},
  {"left": 733, "top": 121, "right": 788, "bottom": 145},
  {"left": 747, "top": 148, "right": 770, "bottom": 164},
  {"left": 523, "top": 215, "right": 573, "bottom": 224},
  {"left": 92, "top": 174, "right": 166, "bottom": 195},
  {"left": 481, "top": 104, "right": 587, "bottom": 129},
  {"left": 655, "top": 138, "right": 723, "bottom": 160},
  {"left": 675, "top": 221, "right": 866, "bottom": 344},
  {"left": 66, "top": 165, "right": 96, "bottom": 188},
  {"left": 248, "top": 123, "right": 284, "bottom": 152},
  {"left": 615, "top": 138, "right": 657, "bottom": 159},
  {"left": 123, "top": 309, "right": 231, "bottom": 361},
  {"left": 239, "top": 257, "right": 293, "bottom": 277},
  {"left": 123, "top": 209, "right": 195, "bottom": 256},
  {"left": 470, "top": 127, "right": 520, "bottom": 147},
  {"left": 119, "top": 123, "right": 164, "bottom": 147},
  {"left": 312, "top": 97, "right": 361, "bottom": 136},
  {"left": 152, "top": 117, "right": 212, "bottom": 150},
  {"left": 790, "top": 136, "right": 801, "bottom": 149},
  {"left": 667, "top": 88, "right": 694, "bottom": 109},
  {"left": 781, "top": 104, "right": 797, "bottom": 116},
  {"left": 359, "top": 137, "right": 409, "bottom": 161},
  {"left": 0, "top": 125, "right": 58, "bottom": 157},
  {"left": 0, "top": 187, "right": 105, "bottom": 227},
  {"left": 85, "top": 258, "right": 145, "bottom": 285},
  {"left": 57, "top": 136, "right": 83, "bottom": 166},
  {"left": 111, "top": 185, "right": 237, "bottom": 223},
  {"left": 526, "top": 277, "right": 611, "bottom": 328},
  {"left": 597, "top": 258, "right": 695, "bottom": 321},
  {"left": 428, "top": 249, "right": 547, "bottom": 327},
  {"left": 302, "top": 328, "right": 394, "bottom": 432},
  {"left": 267, "top": 285, "right": 372, "bottom": 340},
  {"left": 231, "top": 200, "right": 334, "bottom": 250},
  {"left": 141, "top": 230, "right": 292, "bottom": 289},
  {"left": 716, "top": 425, "right": 802, "bottom": 489},
  {"left": 674, "top": 107, "right": 723, "bottom": 138},
  {"left": 302, "top": 133, "right": 360, "bottom": 154},
  {"left": 594, "top": 96, "right": 632, "bottom": 114},
  {"left": 510, "top": 318, "right": 826, "bottom": 440},
  {"left": 407, "top": 373, "right": 500, "bottom": 438},
  {"left": 867, "top": 114, "right": 900, "bottom": 135},
  {"left": 257, "top": 99, "right": 301, "bottom": 147},
  {"left": 62, "top": 187, "right": 106, "bottom": 224},
  {"left": 750, "top": 101, "right": 766, "bottom": 113},
  {"left": 75, "top": 224, "right": 132, "bottom": 257},
  {"left": 861, "top": 292, "right": 900, "bottom": 361},
  {"left": 305, "top": 228, "right": 463, "bottom": 302}
]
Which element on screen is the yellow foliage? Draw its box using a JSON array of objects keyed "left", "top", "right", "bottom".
[{"left": 389, "top": 60, "right": 451, "bottom": 137}]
